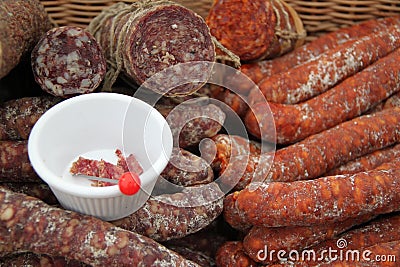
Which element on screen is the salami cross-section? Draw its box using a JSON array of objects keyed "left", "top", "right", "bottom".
[
  {"left": 88, "top": 0, "right": 215, "bottom": 96},
  {"left": 31, "top": 26, "right": 106, "bottom": 97}
]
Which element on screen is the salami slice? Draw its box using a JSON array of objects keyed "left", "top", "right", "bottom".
[
  {"left": 88, "top": 0, "right": 215, "bottom": 96},
  {"left": 31, "top": 26, "right": 106, "bottom": 97},
  {"left": 0, "top": 0, "right": 52, "bottom": 79}
]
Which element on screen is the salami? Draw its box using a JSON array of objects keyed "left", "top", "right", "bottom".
[
  {"left": 325, "top": 143, "right": 400, "bottom": 176},
  {"left": 0, "top": 141, "right": 40, "bottom": 182},
  {"left": 0, "top": 96, "right": 61, "bottom": 141},
  {"left": 88, "top": 0, "right": 215, "bottom": 96},
  {"left": 236, "top": 15, "right": 400, "bottom": 93},
  {"left": 246, "top": 48, "right": 400, "bottom": 144},
  {"left": 0, "top": 0, "right": 52, "bottom": 79},
  {"left": 206, "top": 0, "right": 305, "bottom": 62},
  {"left": 31, "top": 26, "right": 106, "bottom": 97},
  {"left": 111, "top": 182, "right": 224, "bottom": 242},
  {"left": 215, "top": 241, "right": 257, "bottom": 267},
  {"left": 248, "top": 24, "right": 400, "bottom": 105},
  {"left": 225, "top": 157, "right": 400, "bottom": 228},
  {"left": 0, "top": 187, "right": 200, "bottom": 266}
]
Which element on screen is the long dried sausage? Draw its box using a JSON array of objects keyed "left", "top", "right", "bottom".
[
  {"left": 225, "top": 157, "right": 400, "bottom": 228},
  {"left": 88, "top": 1, "right": 215, "bottom": 96},
  {"left": 248, "top": 24, "right": 400, "bottom": 105},
  {"left": 31, "top": 26, "right": 106, "bottom": 97},
  {"left": 326, "top": 143, "right": 400, "bottom": 176},
  {"left": 0, "top": 187, "right": 200, "bottom": 266},
  {"left": 1, "top": 182, "right": 58, "bottom": 205},
  {"left": 0, "top": 0, "right": 52, "bottom": 79},
  {"left": 0, "top": 96, "right": 61, "bottom": 140},
  {"left": 112, "top": 182, "right": 224, "bottom": 242},
  {"left": 236, "top": 15, "right": 400, "bottom": 94},
  {"left": 239, "top": 107, "right": 400, "bottom": 187},
  {"left": 245, "top": 48, "right": 400, "bottom": 144}
]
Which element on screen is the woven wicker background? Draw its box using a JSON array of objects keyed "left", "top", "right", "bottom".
[{"left": 40, "top": 0, "right": 400, "bottom": 41}]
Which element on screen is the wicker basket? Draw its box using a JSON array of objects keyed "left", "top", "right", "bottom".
[{"left": 40, "top": 0, "right": 400, "bottom": 41}]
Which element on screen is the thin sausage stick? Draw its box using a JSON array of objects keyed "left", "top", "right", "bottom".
[
  {"left": 0, "top": 187, "right": 200, "bottom": 266},
  {"left": 236, "top": 16, "right": 400, "bottom": 94},
  {"left": 225, "top": 157, "right": 400, "bottom": 228},
  {"left": 245, "top": 48, "right": 400, "bottom": 144},
  {"left": 248, "top": 23, "right": 400, "bottom": 105},
  {"left": 246, "top": 107, "right": 400, "bottom": 186},
  {"left": 326, "top": 143, "right": 400, "bottom": 176}
]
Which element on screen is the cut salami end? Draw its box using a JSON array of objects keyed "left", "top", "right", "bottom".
[
  {"left": 31, "top": 26, "right": 106, "bottom": 97},
  {"left": 88, "top": 1, "right": 216, "bottom": 96}
]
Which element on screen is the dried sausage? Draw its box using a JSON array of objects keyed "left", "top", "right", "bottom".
[
  {"left": 241, "top": 107, "right": 400, "bottom": 186},
  {"left": 112, "top": 182, "right": 224, "bottom": 242},
  {"left": 206, "top": 0, "right": 305, "bottom": 62},
  {"left": 0, "top": 96, "right": 61, "bottom": 140},
  {"left": 326, "top": 143, "right": 400, "bottom": 176},
  {"left": 164, "top": 98, "right": 226, "bottom": 148},
  {"left": 225, "top": 157, "right": 400, "bottom": 228},
  {"left": 236, "top": 16, "right": 400, "bottom": 94},
  {"left": 1, "top": 182, "right": 58, "bottom": 205},
  {"left": 31, "top": 26, "right": 106, "bottom": 97},
  {"left": 215, "top": 241, "right": 257, "bottom": 267},
  {"left": 0, "top": 141, "right": 40, "bottom": 182},
  {"left": 0, "top": 0, "right": 52, "bottom": 79},
  {"left": 0, "top": 187, "right": 200, "bottom": 266},
  {"left": 88, "top": 1, "right": 215, "bottom": 96},
  {"left": 248, "top": 24, "right": 400, "bottom": 105},
  {"left": 245, "top": 48, "right": 400, "bottom": 144},
  {"left": 0, "top": 252, "right": 88, "bottom": 267},
  {"left": 159, "top": 148, "right": 213, "bottom": 187}
]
